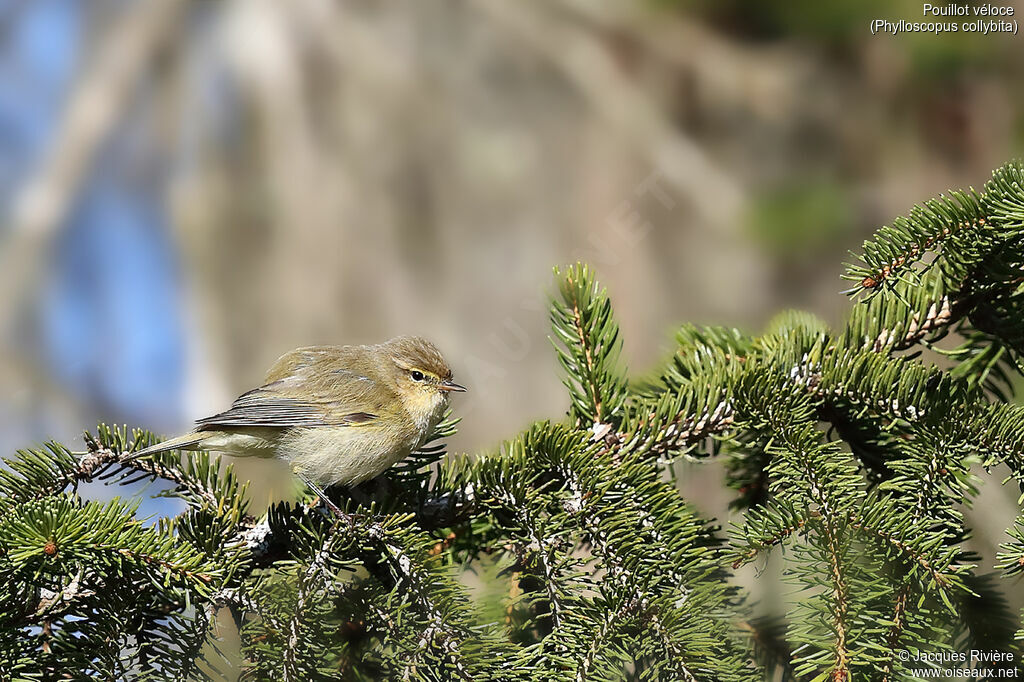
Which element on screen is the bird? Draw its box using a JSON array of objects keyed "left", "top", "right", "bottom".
[{"left": 129, "top": 336, "right": 466, "bottom": 512}]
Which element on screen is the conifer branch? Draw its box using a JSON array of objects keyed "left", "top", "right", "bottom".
[
  {"left": 113, "top": 545, "right": 217, "bottom": 584},
  {"left": 281, "top": 537, "right": 341, "bottom": 682},
  {"left": 623, "top": 399, "right": 736, "bottom": 460},
  {"left": 650, "top": 618, "right": 701, "bottom": 682},
  {"left": 367, "top": 527, "right": 477, "bottom": 680},
  {"left": 78, "top": 442, "right": 222, "bottom": 510},
  {"left": 552, "top": 263, "right": 629, "bottom": 429},
  {"left": 522, "top": 513, "right": 567, "bottom": 634},
  {"left": 32, "top": 567, "right": 93, "bottom": 617},
  {"left": 997, "top": 516, "right": 1024, "bottom": 639},
  {"left": 884, "top": 295, "right": 957, "bottom": 351},
  {"left": 849, "top": 518, "right": 953, "bottom": 590},
  {"left": 575, "top": 596, "right": 638, "bottom": 682},
  {"left": 730, "top": 512, "right": 808, "bottom": 569},
  {"left": 843, "top": 191, "right": 987, "bottom": 294},
  {"left": 569, "top": 283, "right": 604, "bottom": 423}
]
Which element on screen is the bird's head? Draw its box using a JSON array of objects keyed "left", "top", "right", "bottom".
[{"left": 381, "top": 336, "right": 466, "bottom": 424}]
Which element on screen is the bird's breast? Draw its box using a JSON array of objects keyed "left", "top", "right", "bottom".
[
  {"left": 279, "top": 420, "right": 421, "bottom": 487},
  {"left": 401, "top": 392, "right": 448, "bottom": 438}
]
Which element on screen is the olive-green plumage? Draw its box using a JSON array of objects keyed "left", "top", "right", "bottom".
[{"left": 132, "top": 336, "right": 465, "bottom": 488}]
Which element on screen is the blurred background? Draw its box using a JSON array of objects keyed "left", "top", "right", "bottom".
[{"left": 1, "top": 0, "right": 1023, "bottom": 622}]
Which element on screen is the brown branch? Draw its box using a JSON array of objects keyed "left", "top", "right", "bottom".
[
  {"left": 886, "top": 296, "right": 959, "bottom": 352},
  {"left": 109, "top": 546, "right": 215, "bottom": 585},
  {"left": 880, "top": 585, "right": 910, "bottom": 682},
  {"left": 650, "top": 402, "right": 735, "bottom": 456},
  {"left": 824, "top": 526, "right": 851, "bottom": 681},
  {"left": 856, "top": 216, "right": 988, "bottom": 292},
  {"left": 731, "top": 516, "right": 808, "bottom": 570}
]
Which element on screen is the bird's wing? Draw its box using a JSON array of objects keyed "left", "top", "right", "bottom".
[
  {"left": 195, "top": 391, "right": 353, "bottom": 429},
  {"left": 196, "top": 348, "right": 388, "bottom": 430}
]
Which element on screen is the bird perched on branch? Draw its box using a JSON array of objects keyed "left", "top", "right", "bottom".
[{"left": 130, "top": 336, "right": 466, "bottom": 512}]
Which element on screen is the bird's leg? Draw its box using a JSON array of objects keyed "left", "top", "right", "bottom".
[{"left": 296, "top": 472, "right": 345, "bottom": 518}]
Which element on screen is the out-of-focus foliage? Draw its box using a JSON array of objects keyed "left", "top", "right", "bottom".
[{"left": 746, "top": 178, "right": 852, "bottom": 259}]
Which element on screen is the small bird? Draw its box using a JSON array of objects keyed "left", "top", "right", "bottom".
[{"left": 130, "top": 336, "right": 466, "bottom": 511}]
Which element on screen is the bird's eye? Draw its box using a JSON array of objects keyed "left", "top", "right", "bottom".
[{"left": 410, "top": 370, "right": 424, "bottom": 381}]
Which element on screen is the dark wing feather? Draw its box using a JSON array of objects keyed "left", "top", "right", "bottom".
[
  {"left": 196, "top": 357, "right": 385, "bottom": 430},
  {"left": 196, "top": 392, "right": 329, "bottom": 429}
]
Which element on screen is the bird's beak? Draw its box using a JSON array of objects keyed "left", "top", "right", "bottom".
[{"left": 439, "top": 380, "right": 467, "bottom": 393}]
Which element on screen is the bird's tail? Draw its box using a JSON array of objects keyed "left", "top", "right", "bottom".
[{"left": 125, "top": 433, "right": 204, "bottom": 462}]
